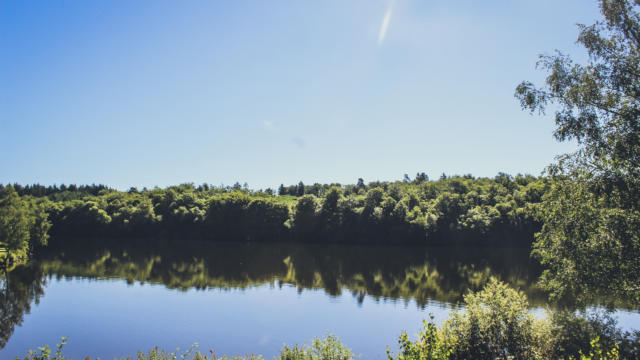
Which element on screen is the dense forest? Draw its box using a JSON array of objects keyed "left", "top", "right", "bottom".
[{"left": 0, "top": 172, "right": 547, "bottom": 266}]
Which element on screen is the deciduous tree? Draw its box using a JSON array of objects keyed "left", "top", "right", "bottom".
[{"left": 515, "top": 0, "right": 640, "bottom": 304}]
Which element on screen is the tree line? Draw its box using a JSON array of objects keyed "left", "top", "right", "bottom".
[{"left": 0, "top": 172, "right": 548, "bottom": 256}]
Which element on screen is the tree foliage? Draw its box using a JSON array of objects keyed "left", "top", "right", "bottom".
[
  {"left": 386, "top": 316, "right": 451, "bottom": 360},
  {"left": 0, "top": 186, "right": 50, "bottom": 268},
  {"left": 385, "top": 280, "right": 639, "bottom": 360},
  {"left": 3, "top": 173, "right": 548, "bottom": 246},
  {"left": 515, "top": 0, "right": 640, "bottom": 304},
  {"left": 442, "top": 278, "right": 548, "bottom": 360}
]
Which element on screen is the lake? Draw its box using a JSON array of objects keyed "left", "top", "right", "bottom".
[{"left": 1, "top": 240, "right": 638, "bottom": 359}]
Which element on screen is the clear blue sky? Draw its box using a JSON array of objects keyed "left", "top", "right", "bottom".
[{"left": 1, "top": 1, "right": 600, "bottom": 190}]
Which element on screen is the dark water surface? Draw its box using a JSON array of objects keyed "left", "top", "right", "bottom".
[{"left": 1, "top": 240, "right": 638, "bottom": 359}]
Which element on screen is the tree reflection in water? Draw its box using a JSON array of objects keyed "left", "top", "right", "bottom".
[
  {"left": 37, "top": 238, "right": 545, "bottom": 306},
  {"left": 4, "top": 238, "right": 632, "bottom": 351},
  {"left": 0, "top": 265, "right": 46, "bottom": 349}
]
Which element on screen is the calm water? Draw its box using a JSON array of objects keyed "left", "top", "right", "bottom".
[{"left": 1, "top": 240, "right": 639, "bottom": 359}]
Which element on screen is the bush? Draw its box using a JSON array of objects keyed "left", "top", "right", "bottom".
[
  {"left": 572, "top": 337, "right": 621, "bottom": 360},
  {"left": 441, "top": 278, "right": 549, "bottom": 360},
  {"left": 18, "top": 337, "right": 67, "bottom": 360},
  {"left": 386, "top": 315, "right": 451, "bottom": 360}
]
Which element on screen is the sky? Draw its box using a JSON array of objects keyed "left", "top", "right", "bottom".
[{"left": 1, "top": 1, "right": 602, "bottom": 190}]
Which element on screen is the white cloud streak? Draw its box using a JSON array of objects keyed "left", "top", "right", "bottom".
[{"left": 378, "top": 1, "right": 394, "bottom": 45}]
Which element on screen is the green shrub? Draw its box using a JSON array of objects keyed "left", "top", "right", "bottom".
[
  {"left": 17, "top": 337, "right": 67, "bottom": 360},
  {"left": 571, "top": 337, "right": 621, "bottom": 360},
  {"left": 386, "top": 315, "right": 451, "bottom": 360},
  {"left": 279, "top": 344, "right": 310, "bottom": 360},
  {"left": 441, "top": 278, "right": 550, "bottom": 360}
]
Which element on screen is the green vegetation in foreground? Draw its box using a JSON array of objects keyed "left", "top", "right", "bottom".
[
  {"left": 16, "top": 280, "right": 640, "bottom": 360},
  {"left": 515, "top": 0, "right": 640, "bottom": 304}
]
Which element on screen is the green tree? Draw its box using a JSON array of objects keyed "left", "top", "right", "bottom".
[
  {"left": 515, "top": 0, "right": 640, "bottom": 304},
  {"left": 363, "top": 187, "right": 384, "bottom": 219},
  {"left": 0, "top": 187, "right": 49, "bottom": 267},
  {"left": 27, "top": 202, "right": 50, "bottom": 253},
  {"left": 0, "top": 187, "right": 31, "bottom": 266},
  {"left": 294, "top": 195, "right": 318, "bottom": 234},
  {"left": 414, "top": 172, "right": 429, "bottom": 184},
  {"left": 319, "top": 187, "right": 343, "bottom": 232}
]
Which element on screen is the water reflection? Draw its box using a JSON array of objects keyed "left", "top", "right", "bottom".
[
  {"left": 0, "top": 265, "right": 46, "bottom": 349},
  {"left": 3, "top": 239, "right": 637, "bottom": 353},
  {"left": 36, "top": 239, "right": 545, "bottom": 306}
]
